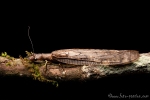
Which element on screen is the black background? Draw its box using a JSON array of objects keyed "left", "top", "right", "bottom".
[{"left": 0, "top": 3, "right": 150, "bottom": 99}]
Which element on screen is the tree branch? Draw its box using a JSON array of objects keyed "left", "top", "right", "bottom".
[{"left": 0, "top": 52, "right": 150, "bottom": 85}]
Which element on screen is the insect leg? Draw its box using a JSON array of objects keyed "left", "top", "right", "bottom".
[
  {"left": 43, "top": 60, "right": 48, "bottom": 73},
  {"left": 58, "top": 63, "right": 65, "bottom": 71}
]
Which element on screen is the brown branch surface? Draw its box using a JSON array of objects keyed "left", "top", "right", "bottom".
[{"left": 0, "top": 53, "right": 150, "bottom": 83}]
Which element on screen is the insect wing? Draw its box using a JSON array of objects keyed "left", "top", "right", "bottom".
[{"left": 51, "top": 49, "right": 139, "bottom": 65}]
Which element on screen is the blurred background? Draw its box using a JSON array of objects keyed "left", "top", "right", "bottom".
[
  {"left": 0, "top": 6, "right": 149, "bottom": 58},
  {"left": 0, "top": 4, "right": 150, "bottom": 99}
]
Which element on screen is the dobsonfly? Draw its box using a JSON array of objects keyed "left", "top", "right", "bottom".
[
  {"left": 27, "top": 27, "right": 139, "bottom": 66},
  {"left": 28, "top": 49, "right": 139, "bottom": 66}
]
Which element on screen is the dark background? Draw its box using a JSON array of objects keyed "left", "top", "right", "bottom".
[{"left": 0, "top": 4, "right": 150, "bottom": 99}]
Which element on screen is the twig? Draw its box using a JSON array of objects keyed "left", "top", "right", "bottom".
[{"left": 0, "top": 53, "right": 150, "bottom": 83}]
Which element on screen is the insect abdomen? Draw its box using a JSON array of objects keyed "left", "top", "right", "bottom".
[{"left": 56, "top": 58, "right": 99, "bottom": 65}]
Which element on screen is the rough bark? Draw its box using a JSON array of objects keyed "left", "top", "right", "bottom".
[{"left": 0, "top": 53, "right": 150, "bottom": 84}]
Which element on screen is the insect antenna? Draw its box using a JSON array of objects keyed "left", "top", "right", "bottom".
[{"left": 28, "top": 26, "right": 35, "bottom": 59}]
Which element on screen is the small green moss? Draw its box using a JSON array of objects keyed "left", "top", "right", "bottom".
[
  {"left": 25, "top": 51, "right": 33, "bottom": 57},
  {"left": 1, "top": 52, "right": 15, "bottom": 67},
  {"left": 21, "top": 56, "right": 58, "bottom": 87},
  {"left": 31, "top": 63, "right": 58, "bottom": 87},
  {"left": 1, "top": 52, "right": 14, "bottom": 60},
  {"left": 6, "top": 62, "right": 11, "bottom": 66},
  {"left": 1, "top": 52, "right": 8, "bottom": 57}
]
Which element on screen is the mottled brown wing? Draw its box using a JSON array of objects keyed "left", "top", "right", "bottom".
[{"left": 51, "top": 49, "right": 139, "bottom": 65}]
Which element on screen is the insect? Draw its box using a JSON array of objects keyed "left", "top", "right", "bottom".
[
  {"left": 28, "top": 49, "right": 139, "bottom": 66},
  {"left": 27, "top": 27, "right": 139, "bottom": 66}
]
